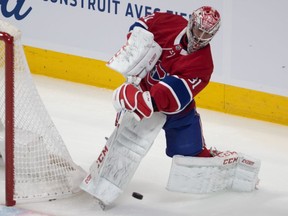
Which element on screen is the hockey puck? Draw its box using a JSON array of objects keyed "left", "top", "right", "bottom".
[{"left": 132, "top": 192, "right": 143, "bottom": 200}]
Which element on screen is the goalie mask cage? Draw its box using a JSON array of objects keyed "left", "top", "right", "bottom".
[{"left": 0, "top": 20, "right": 85, "bottom": 206}]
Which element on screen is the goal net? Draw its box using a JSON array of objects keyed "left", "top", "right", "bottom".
[{"left": 0, "top": 19, "right": 86, "bottom": 206}]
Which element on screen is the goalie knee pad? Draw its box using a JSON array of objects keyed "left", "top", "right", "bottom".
[
  {"left": 166, "top": 151, "right": 261, "bottom": 194},
  {"left": 80, "top": 112, "right": 166, "bottom": 205}
]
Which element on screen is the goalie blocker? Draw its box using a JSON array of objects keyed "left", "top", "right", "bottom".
[{"left": 107, "top": 26, "right": 162, "bottom": 85}]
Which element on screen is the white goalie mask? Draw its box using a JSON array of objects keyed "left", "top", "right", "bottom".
[{"left": 187, "top": 6, "right": 221, "bottom": 53}]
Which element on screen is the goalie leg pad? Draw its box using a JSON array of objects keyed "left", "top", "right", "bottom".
[
  {"left": 167, "top": 152, "right": 238, "bottom": 193},
  {"left": 80, "top": 112, "right": 166, "bottom": 205},
  {"left": 166, "top": 151, "right": 261, "bottom": 193}
]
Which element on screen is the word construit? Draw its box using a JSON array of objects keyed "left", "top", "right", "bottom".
[{"left": 43, "top": 0, "right": 121, "bottom": 14}]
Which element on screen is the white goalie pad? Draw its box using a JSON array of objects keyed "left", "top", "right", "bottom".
[
  {"left": 107, "top": 27, "right": 162, "bottom": 81},
  {"left": 80, "top": 112, "right": 166, "bottom": 205},
  {"left": 167, "top": 151, "right": 261, "bottom": 194}
]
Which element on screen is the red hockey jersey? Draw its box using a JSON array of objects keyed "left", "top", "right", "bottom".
[{"left": 129, "top": 12, "right": 214, "bottom": 114}]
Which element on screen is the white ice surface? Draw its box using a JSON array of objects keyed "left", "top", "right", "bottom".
[{"left": 1, "top": 75, "right": 288, "bottom": 216}]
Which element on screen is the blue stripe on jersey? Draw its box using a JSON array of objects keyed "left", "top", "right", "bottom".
[
  {"left": 129, "top": 22, "right": 146, "bottom": 31},
  {"left": 162, "top": 76, "right": 193, "bottom": 111}
]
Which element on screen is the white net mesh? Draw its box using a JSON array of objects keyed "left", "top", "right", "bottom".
[{"left": 0, "top": 20, "right": 86, "bottom": 202}]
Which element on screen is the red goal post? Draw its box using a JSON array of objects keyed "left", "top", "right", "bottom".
[
  {"left": 0, "top": 29, "right": 15, "bottom": 207},
  {"left": 0, "top": 20, "right": 86, "bottom": 206}
]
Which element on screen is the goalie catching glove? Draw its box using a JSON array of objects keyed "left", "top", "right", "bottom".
[{"left": 112, "top": 83, "right": 154, "bottom": 121}]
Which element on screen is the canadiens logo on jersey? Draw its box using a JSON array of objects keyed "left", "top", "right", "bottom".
[{"left": 147, "top": 63, "right": 167, "bottom": 86}]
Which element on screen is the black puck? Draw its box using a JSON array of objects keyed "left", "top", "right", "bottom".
[{"left": 132, "top": 192, "right": 143, "bottom": 200}]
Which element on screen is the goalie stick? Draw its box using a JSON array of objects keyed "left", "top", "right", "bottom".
[{"left": 80, "top": 27, "right": 163, "bottom": 205}]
